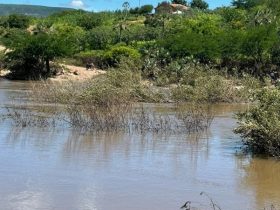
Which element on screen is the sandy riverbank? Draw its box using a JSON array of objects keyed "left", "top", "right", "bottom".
[
  {"left": 0, "top": 64, "right": 106, "bottom": 81},
  {"left": 49, "top": 64, "right": 106, "bottom": 82}
]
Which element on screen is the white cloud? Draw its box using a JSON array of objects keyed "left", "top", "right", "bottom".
[{"left": 70, "top": 0, "right": 85, "bottom": 8}]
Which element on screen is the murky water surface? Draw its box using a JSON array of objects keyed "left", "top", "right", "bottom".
[{"left": 0, "top": 79, "right": 280, "bottom": 210}]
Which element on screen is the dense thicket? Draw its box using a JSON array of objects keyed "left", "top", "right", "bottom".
[{"left": 1, "top": 0, "right": 280, "bottom": 79}]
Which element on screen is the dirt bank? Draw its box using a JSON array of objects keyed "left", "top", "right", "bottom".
[{"left": 48, "top": 64, "right": 106, "bottom": 82}]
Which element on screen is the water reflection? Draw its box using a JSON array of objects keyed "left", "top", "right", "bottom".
[
  {"left": 0, "top": 80, "right": 280, "bottom": 210},
  {"left": 240, "top": 158, "right": 280, "bottom": 209}
]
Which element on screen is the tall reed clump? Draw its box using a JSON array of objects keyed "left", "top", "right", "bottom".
[
  {"left": 27, "top": 71, "right": 215, "bottom": 132},
  {"left": 25, "top": 65, "right": 216, "bottom": 132},
  {"left": 235, "top": 88, "right": 280, "bottom": 157},
  {"left": 176, "top": 104, "right": 214, "bottom": 132},
  {"left": 1, "top": 107, "right": 56, "bottom": 127}
]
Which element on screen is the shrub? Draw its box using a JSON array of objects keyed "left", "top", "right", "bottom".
[
  {"left": 190, "top": 0, "right": 209, "bottom": 10},
  {"left": 169, "top": 63, "right": 258, "bottom": 103},
  {"left": 86, "top": 26, "right": 115, "bottom": 50},
  {"left": 138, "top": 5, "right": 154, "bottom": 14},
  {"left": 235, "top": 88, "right": 280, "bottom": 157},
  {"left": 75, "top": 50, "right": 107, "bottom": 68},
  {"left": 172, "top": 75, "right": 235, "bottom": 103},
  {"left": 76, "top": 46, "right": 140, "bottom": 68},
  {"left": 103, "top": 45, "right": 141, "bottom": 66},
  {"left": 4, "top": 14, "right": 30, "bottom": 29},
  {"left": 4, "top": 33, "right": 71, "bottom": 80}
]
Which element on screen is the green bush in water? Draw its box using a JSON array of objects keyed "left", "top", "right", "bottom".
[{"left": 235, "top": 88, "right": 280, "bottom": 157}]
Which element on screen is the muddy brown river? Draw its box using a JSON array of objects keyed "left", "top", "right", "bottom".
[{"left": 0, "top": 79, "right": 279, "bottom": 210}]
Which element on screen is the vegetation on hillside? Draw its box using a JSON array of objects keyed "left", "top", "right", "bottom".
[
  {"left": 0, "top": 0, "right": 280, "bottom": 80},
  {"left": 0, "top": 4, "right": 74, "bottom": 17}
]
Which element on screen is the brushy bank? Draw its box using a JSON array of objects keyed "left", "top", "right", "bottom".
[
  {"left": 31, "top": 61, "right": 263, "bottom": 104},
  {"left": 18, "top": 63, "right": 232, "bottom": 132},
  {"left": 235, "top": 88, "right": 280, "bottom": 157}
]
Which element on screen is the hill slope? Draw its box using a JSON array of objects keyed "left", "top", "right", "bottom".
[{"left": 0, "top": 4, "right": 75, "bottom": 17}]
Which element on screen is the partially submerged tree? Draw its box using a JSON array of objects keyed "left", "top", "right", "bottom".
[{"left": 235, "top": 89, "right": 280, "bottom": 157}]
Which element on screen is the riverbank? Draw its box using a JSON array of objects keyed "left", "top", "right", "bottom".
[
  {"left": 0, "top": 80, "right": 279, "bottom": 210},
  {"left": 0, "top": 64, "right": 106, "bottom": 81},
  {"left": 48, "top": 64, "right": 106, "bottom": 82}
]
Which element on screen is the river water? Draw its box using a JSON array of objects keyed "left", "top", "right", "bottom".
[{"left": 0, "top": 79, "right": 279, "bottom": 210}]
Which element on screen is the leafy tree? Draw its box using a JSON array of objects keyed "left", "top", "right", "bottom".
[
  {"left": 86, "top": 26, "right": 115, "bottom": 50},
  {"left": 241, "top": 25, "right": 278, "bottom": 76},
  {"left": 51, "top": 23, "right": 86, "bottom": 52},
  {"left": 138, "top": 5, "right": 154, "bottom": 14},
  {"left": 231, "top": 0, "right": 259, "bottom": 9},
  {"left": 4, "top": 14, "right": 30, "bottom": 29},
  {"left": 190, "top": 0, "right": 209, "bottom": 10},
  {"left": 130, "top": 5, "right": 153, "bottom": 14},
  {"left": 216, "top": 7, "right": 248, "bottom": 29},
  {"left": 183, "top": 13, "right": 223, "bottom": 35},
  {"left": 161, "top": 30, "right": 221, "bottom": 62},
  {"left": 76, "top": 13, "right": 103, "bottom": 30},
  {"left": 4, "top": 33, "right": 71, "bottom": 79},
  {"left": 129, "top": 7, "right": 140, "bottom": 14},
  {"left": 220, "top": 29, "right": 245, "bottom": 63},
  {"left": 171, "top": 0, "right": 188, "bottom": 6}
]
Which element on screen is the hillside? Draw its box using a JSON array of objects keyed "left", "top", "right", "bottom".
[{"left": 0, "top": 4, "right": 74, "bottom": 17}]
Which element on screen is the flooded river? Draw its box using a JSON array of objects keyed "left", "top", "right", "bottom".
[{"left": 0, "top": 79, "right": 279, "bottom": 210}]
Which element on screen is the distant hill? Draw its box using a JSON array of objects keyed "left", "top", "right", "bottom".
[{"left": 0, "top": 4, "right": 75, "bottom": 17}]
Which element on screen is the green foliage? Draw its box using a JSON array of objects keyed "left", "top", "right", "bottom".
[
  {"left": 161, "top": 30, "right": 221, "bottom": 62},
  {"left": 190, "top": 0, "right": 209, "bottom": 10},
  {"left": 103, "top": 45, "right": 141, "bottom": 66},
  {"left": 216, "top": 7, "right": 248, "bottom": 29},
  {"left": 4, "top": 33, "right": 71, "bottom": 79},
  {"left": 1, "top": 0, "right": 280, "bottom": 81},
  {"left": 144, "top": 15, "right": 165, "bottom": 27},
  {"left": 0, "top": 50, "right": 5, "bottom": 69},
  {"left": 241, "top": 25, "right": 278, "bottom": 62},
  {"left": 231, "top": 0, "right": 259, "bottom": 9},
  {"left": 51, "top": 23, "right": 86, "bottom": 53},
  {"left": 235, "top": 88, "right": 280, "bottom": 157},
  {"left": 86, "top": 26, "right": 115, "bottom": 50},
  {"left": 76, "top": 13, "right": 103, "bottom": 30},
  {"left": 76, "top": 45, "right": 140, "bottom": 68},
  {"left": 171, "top": 0, "right": 188, "bottom": 6},
  {"left": 170, "top": 64, "right": 260, "bottom": 103},
  {"left": 139, "top": 5, "right": 154, "bottom": 14},
  {"left": 3, "top": 14, "right": 30, "bottom": 29},
  {"left": 130, "top": 5, "right": 154, "bottom": 14}
]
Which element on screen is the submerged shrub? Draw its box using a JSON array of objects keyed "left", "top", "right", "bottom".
[{"left": 235, "top": 89, "right": 280, "bottom": 157}]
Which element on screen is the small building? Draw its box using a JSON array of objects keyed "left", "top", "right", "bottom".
[{"left": 155, "top": 3, "right": 189, "bottom": 14}]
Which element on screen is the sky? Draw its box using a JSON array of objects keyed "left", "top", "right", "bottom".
[{"left": 0, "top": 0, "right": 232, "bottom": 11}]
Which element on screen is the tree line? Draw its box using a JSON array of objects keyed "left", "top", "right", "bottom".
[{"left": 0, "top": 0, "right": 279, "bottom": 79}]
